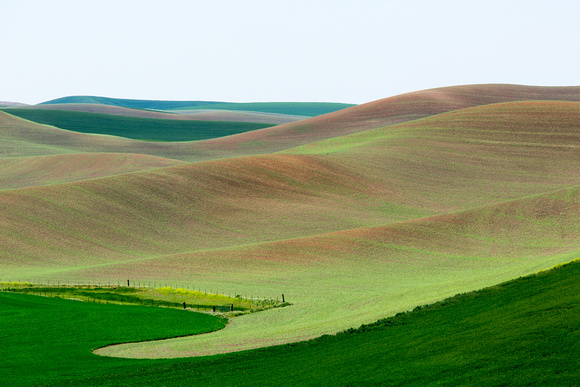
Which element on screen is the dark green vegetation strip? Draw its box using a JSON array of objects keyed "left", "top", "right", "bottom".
[
  {"left": 0, "top": 294, "right": 226, "bottom": 386},
  {"left": 171, "top": 102, "right": 356, "bottom": 116},
  {"left": 1, "top": 109, "right": 272, "bottom": 142},
  {"left": 38, "top": 96, "right": 355, "bottom": 116},
  {"left": 39, "top": 96, "right": 221, "bottom": 110},
  {"left": 6, "top": 260, "right": 577, "bottom": 386}
]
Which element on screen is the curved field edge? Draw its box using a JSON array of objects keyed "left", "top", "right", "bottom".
[
  {"left": 0, "top": 109, "right": 274, "bottom": 142},
  {"left": 0, "top": 292, "right": 226, "bottom": 386},
  {"left": 94, "top": 185, "right": 580, "bottom": 358},
  {"left": 4, "top": 84, "right": 580, "bottom": 163},
  {"left": 1, "top": 100, "right": 578, "bottom": 268},
  {"left": 5, "top": 103, "right": 307, "bottom": 125},
  {"left": 59, "top": 259, "right": 580, "bottom": 386}
]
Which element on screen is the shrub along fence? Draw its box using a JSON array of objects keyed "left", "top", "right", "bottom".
[{"left": 0, "top": 279, "right": 285, "bottom": 313}]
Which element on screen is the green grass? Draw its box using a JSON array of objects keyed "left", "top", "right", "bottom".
[
  {"left": 1, "top": 109, "right": 273, "bottom": 141},
  {"left": 6, "top": 259, "right": 577, "bottom": 386},
  {"left": 169, "top": 102, "right": 356, "bottom": 116},
  {"left": 0, "top": 292, "right": 226, "bottom": 386},
  {"left": 2, "top": 284, "right": 285, "bottom": 313}
]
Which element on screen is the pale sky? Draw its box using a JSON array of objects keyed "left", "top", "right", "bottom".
[{"left": 2, "top": 0, "right": 579, "bottom": 105}]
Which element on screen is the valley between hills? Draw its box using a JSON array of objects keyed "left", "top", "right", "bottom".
[{"left": 0, "top": 85, "right": 578, "bottom": 375}]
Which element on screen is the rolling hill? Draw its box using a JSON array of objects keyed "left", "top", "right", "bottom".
[
  {"left": 1, "top": 90, "right": 578, "bottom": 360},
  {"left": 0, "top": 109, "right": 275, "bottom": 142},
  {"left": 4, "top": 84, "right": 580, "bottom": 163},
  {"left": 0, "top": 153, "right": 184, "bottom": 190},
  {"left": 39, "top": 95, "right": 221, "bottom": 110},
  {"left": 6, "top": 103, "right": 308, "bottom": 124},
  {"left": 39, "top": 96, "right": 355, "bottom": 116}
]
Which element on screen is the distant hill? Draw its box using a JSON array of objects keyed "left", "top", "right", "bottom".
[
  {"left": 0, "top": 101, "right": 28, "bottom": 107},
  {"left": 1, "top": 83, "right": 579, "bottom": 370},
  {"left": 5, "top": 84, "right": 580, "bottom": 162},
  {"left": 169, "top": 102, "right": 357, "bottom": 116},
  {"left": 8, "top": 103, "right": 306, "bottom": 125},
  {"left": 38, "top": 96, "right": 355, "bottom": 117},
  {"left": 39, "top": 96, "right": 220, "bottom": 110},
  {"left": 1, "top": 109, "right": 273, "bottom": 142}
]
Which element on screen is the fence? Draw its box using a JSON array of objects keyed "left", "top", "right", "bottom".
[{"left": 0, "top": 279, "right": 284, "bottom": 313}]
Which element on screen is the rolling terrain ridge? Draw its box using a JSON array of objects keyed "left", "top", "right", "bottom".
[
  {"left": 3, "top": 84, "right": 580, "bottom": 162},
  {"left": 0, "top": 85, "right": 578, "bottom": 364}
]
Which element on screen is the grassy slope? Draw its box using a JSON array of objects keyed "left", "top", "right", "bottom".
[
  {"left": 9, "top": 103, "right": 307, "bottom": 124},
  {"left": 2, "top": 101, "right": 578, "bottom": 270},
  {"left": 95, "top": 185, "right": 580, "bottom": 358},
  {"left": 1, "top": 100, "right": 578, "bottom": 358},
  {"left": 0, "top": 153, "right": 184, "bottom": 190},
  {"left": 0, "top": 111, "right": 219, "bottom": 161},
  {"left": 0, "top": 292, "right": 226, "bottom": 386},
  {"left": 59, "top": 260, "right": 580, "bottom": 387},
  {"left": 5, "top": 84, "right": 580, "bottom": 163},
  {"left": 1, "top": 109, "right": 273, "bottom": 142}
]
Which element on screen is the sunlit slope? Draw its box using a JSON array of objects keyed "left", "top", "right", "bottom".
[
  {"left": 192, "top": 84, "right": 580, "bottom": 156},
  {"left": 8, "top": 103, "right": 306, "bottom": 124},
  {"left": 0, "top": 153, "right": 404, "bottom": 268},
  {"left": 4, "top": 84, "right": 580, "bottom": 162},
  {"left": 2, "top": 109, "right": 274, "bottom": 142},
  {"left": 0, "top": 153, "right": 184, "bottom": 190},
  {"left": 1, "top": 101, "right": 578, "bottom": 273},
  {"left": 0, "top": 111, "right": 225, "bottom": 161},
  {"left": 95, "top": 185, "right": 580, "bottom": 358},
  {"left": 285, "top": 100, "right": 580, "bottom": 210}
]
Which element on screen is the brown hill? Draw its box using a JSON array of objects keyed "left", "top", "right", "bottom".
[
  {"left": 1, "top": 100, "right": 578, "bottom": 269},
  {"left": 3, "top": 84, "right": 580, "bottom": 162},
  {"left": 0, "top": 153, "right": 184, "bottom": 190},
  {"left": 193, "top": 84, "right": 580, "bottom": 155}
]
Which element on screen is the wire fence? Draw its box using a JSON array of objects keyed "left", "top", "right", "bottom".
[{"left": 0, "top": 278, "right": 285, "bottom": 313}]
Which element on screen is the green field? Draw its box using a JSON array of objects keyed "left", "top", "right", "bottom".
[
  {"left": 1, "top": 260, "right": 577, "bottom": 386},
  {"left": 38, "top": 96, "right": 356, "bottom": 116},
  {"left": 1, "top": 84, "right": 579, "bottom": 385},
  {"left": 1, "top": 109, "right": 274, "bottom": 141},
  {"left": 0, "top": 292, "right": 226, "bottom": 386}
]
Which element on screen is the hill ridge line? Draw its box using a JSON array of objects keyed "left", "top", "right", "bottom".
[{"left": 54, "top": 183, "right": 579, "bottom": 272}]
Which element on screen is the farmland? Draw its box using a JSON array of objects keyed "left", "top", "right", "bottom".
[
  {"left": 1, "top": 260, "right": 577, "bottom": 386},
  {"left": 0, "top": 109, "right": 274, "bottom": 142},
  {"left": 0, "top": 84, "right": 579, "bottom": 385},
  {"left": 38, "top": 95, "right": 355, "bottom": 116}
]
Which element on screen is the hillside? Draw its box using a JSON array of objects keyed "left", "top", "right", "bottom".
[
  {"left": 168, "top": 102, "right": 357, "bottom": 116},
  {"left": 1, "top": 109, "right": 274, "bottom": 142},
  {"left": 1, "top": 96, "right": 578, "bottom": 358},
  {"left": 39, "top": 96, "right": 355, "bottom": 116},
  {"left": 4, "top": 84, "right": 580, "bottom": 163},
  {"left": 191, "top": 84, "right": 580, "bottom": 155},
  {"left": 7, "top": 103, "right": 307, "bottom": 124},
  {"left": 39, "top": 96, "right": 221, "bottom": 110},
  {"left": 0, "top": 153, "right": 184, "bottom": 190},
  {"left": 3, "top": 101, "right": 578, "bottom": 267},
  {"left": 4, "top": 260, "right": 578, "bottom": 386}
]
